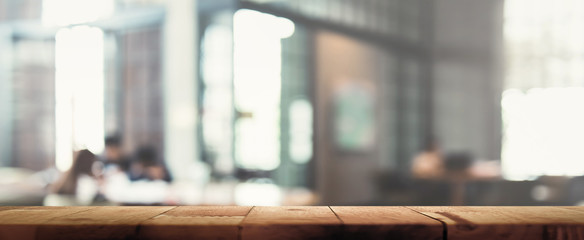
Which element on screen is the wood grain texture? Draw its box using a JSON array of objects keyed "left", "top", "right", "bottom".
[
  {"left": 36, "top": 206, "right": 174, "bottom": 240},
  {"left": 0, "top": 206, "right": 33, "bottom": 211},
  {"left": 160, "top": 205, "right": 252, "bottom": 217},
  {"left": 0, "top": 206, "right": 95, "bottom": 240},
  {"left": 1, "top": 206, "right": 583, "bottom": 239},
  {"left": 409, "top": 206, "right": 584, "bottom": 240},
  {"left": 241, "top": 206, "right": 342, "bottom": 240},
  {"left": 562, "top": 207, "right": 584, "bottom": 213},
  {"left": 138, "top": 206, "right": 252, "bottom": 240},
  {"left": 331, "top": 206, "right": 443, "bottom": 240}
]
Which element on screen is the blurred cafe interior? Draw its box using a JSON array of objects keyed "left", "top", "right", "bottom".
[{"left": 1, "top": 0, "right": 584, "bottom": 206}]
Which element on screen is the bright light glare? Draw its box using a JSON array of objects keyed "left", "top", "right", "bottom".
[
  {"left": 504, "top": 0, "right": 584, "bottom": 180},
  {"left": 42, "top": 0, "right": 114, "bottom": 26},
  {"left": 55, "top": 26, "right": 105, "bottom": 171},
  {"left": 234, "top": 181, "right": 282, "bottom": 206},
  {"left": 234, "top": 9, "right": 295, "bottom": 39},
  {"left": 233, "top": 10, "right": 295, "bottom": 170},
  {"left": 201, "top": 24, "right": 235, "bottom": 174},
  {"left": 289, "top": 99, "right": 313, "bottom": 164},
  {"left": 277, "top": 18, "right": 295, "bottom": 39},
  {"left": 502, "top": 88, "right": 584, "bottom": 180}
]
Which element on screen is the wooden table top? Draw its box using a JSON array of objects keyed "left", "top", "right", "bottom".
[{"left": 0, "top": 206, "right": 583, "bottom": 239}]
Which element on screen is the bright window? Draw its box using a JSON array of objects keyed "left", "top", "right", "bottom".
[
  {"left": 55, "top": 26, "right": 105, "bottom": 171},
  {"left": 502, "top": 88, "right": 584, "bottom": 179},
  {"left": 46, "top": 0, "right": 112, "bottom": 171},
  {"left": 503, "top": 0, "right": 584, "bottom": 179},
  {"left": 232, "top": 9, "right": 294, "bottom": 170}
]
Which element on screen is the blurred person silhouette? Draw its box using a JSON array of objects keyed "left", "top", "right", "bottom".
[
  {"left": 443, "top": 152, "right": 474, "bottom": 174},
  {"left": 103, "top": 135, "right": 131, "bottom": 175},
  {"left": 129, "top": 146, "right": 172, "bottom": 182},
  {"left": 102, "top": 146, "right": 171, "bottom": 204},
  {"left": 412, "top": 138, "right": 445, "bottom": 178},
  {"left": 44, "top": 149, "right": 102, "bottom": 206}
]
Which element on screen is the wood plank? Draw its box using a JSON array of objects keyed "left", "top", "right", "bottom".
[
  {"left": 561, "top": 206, "right": 584, "bottom": 213},
  {"left": 0, "top": 206, "right": 583, "bottom": 240},
  {"left": 0, "top": 206, "right": 95, "bottom": 240},
  {"left": 241, "top": 206, "right": 342, "bottom": 240},
  {"left": 161, "top": 205, "right": 252, "bottom": 217},
  {"left": 138, "top": 206, "right": 252, "bottom": 240},
  {"left": 0, "top": 206, "right": 32, "bottom": 211},
  {"left": 409, "top": 206, "right": 584, "bottom": 240},
  {"left": 331, "top": 206, "right": 443, "bottom": 240},
  {"left": 36, "top": 206, "right": 174, "bottom": 240}
]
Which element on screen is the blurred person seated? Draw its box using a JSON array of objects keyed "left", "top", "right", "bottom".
[
  {"left": 129, "top": 146, "right": 172, "bottom": 182},
  {"left": 443, "top": 152, "right": 474, "bottom": 174},
  {"left": 411, "top": 140, "right": 444, "bottom": 178},
  {"left": 102, "top": 135, "right": 132, "bottom": 176},
  {"left": 102, "top": 146, "right": 171, "bottom": 205},
  {"left": 44, "top": 149, "right": 103, "bottom": 206}
]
